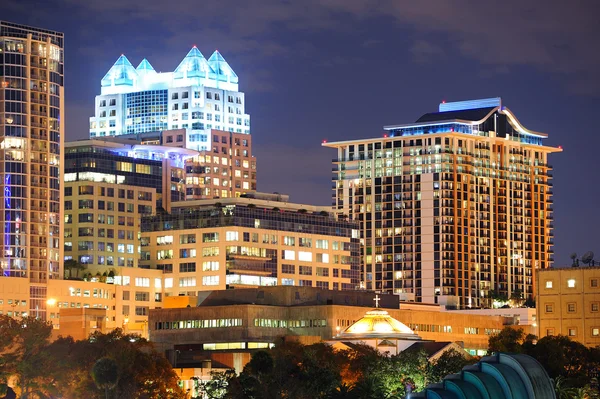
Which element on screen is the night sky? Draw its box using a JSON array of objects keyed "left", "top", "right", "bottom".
[{"left": 5, "top": 0, "right": 600, "bottom": 266}]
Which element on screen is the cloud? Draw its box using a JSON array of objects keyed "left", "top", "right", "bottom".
[
  {"left": 9, "top": 0, "right": 599, "bottom": 94},
  {"left": 410, "top": 40, "right": 445, "bottom": 63}
]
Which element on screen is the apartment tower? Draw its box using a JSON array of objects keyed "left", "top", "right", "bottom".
[
  {"left": 0, "top": 22, "right": 64, "bottom": 319},
  {"left": 324, "top": 98, "right": 560, "bottom": 307}
]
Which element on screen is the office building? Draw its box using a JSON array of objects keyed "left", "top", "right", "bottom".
[
  {"left": 89, "top": 45, "right": 258, "bottom": 199},
  {"left": 537, "top": 266, "right": 600, "bottom": 347},
  {"left": 133, "top": 128, "right": 257, "bottom": 199},
  {"left": 148, "top": 286, "right": 524, "bottom": 377},
  {"left": 89, "top": 47, "right": 250, "bottom": 150},
  {"left": 0, "top": 266, "right": 163, "bottom": 338},
  {"left": 63, "top": 139, "right": 197, "bottom": 269},
  {"left": 139, "top": 193, "right": 360, "bottom": 294},
  {"left": 324, "top": 98, "right": 560, "bottom": 307},
  {"left": 0, "top": 21, "right": 64, "bottom": 320}
]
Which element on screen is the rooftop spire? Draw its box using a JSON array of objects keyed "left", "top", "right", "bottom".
[
  {"left": 174, "top": 47, "right": 210, "bottom": 79},
  {"left": 101, "top": 55, "right": 137, "bottom": 87},
  {"left": 207, "top": 50, "right": 238, "bottom": 83}
]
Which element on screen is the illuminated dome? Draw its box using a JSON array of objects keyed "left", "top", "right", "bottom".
[{"left": 337, "top": 309, "right": 421, "bottom": 340}]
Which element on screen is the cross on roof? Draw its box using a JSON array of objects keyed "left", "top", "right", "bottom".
[{"left": 374, "top": 295, "right": 381, "bottom": 308}]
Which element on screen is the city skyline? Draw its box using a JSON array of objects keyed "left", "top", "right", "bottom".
[{"left": 4, "top": 1, "right": 600, "bottom": 267}]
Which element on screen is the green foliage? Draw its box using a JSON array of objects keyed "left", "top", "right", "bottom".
[
  {"left": 223, "top": 340, "right": 471, "bottom": 399},
  {"left": 489, "top": 327, "right": 600, "bottom": 391},
  {"left": 92, "top": 357, "right": 119, "bottom": 399},
  {"left": 487, "top": 327, "right": 525, "bottom": 354},
  {"left": 427, "top": 349, "right": 476, "bottom": 384},
  {"left": 64, "top": 259, "right": 86, "bottom": 279},
  {"left": 0, "top": 315, "right": 54, "bottom": 398},
  {"left": 0, "top": 322, "right": 185, "bottom": 399},
  {"left": 195, "top": 370, "right": 236, "bottom": 399}
]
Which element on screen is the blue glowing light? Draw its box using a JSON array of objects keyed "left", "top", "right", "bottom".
[{"left": 4, "top": 175, "right": 10, "bottom": 257}]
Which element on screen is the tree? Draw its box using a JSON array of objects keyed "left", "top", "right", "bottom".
[
  {"left": 427, "top": 349, "right": 475, "bottom": 384},
  {"left": 46, "top": 329, "right": 187, "bottom": 399},
  {"left": 528, "top": 335, "right": 594, "bottom": 387},
  {"left": 196, "top": 370, "right": 235, "bottom": 399},
  {"left": 0, "top": 315, "right": 54, "bottom": 399},
  {"left": 488, "top": 327, "right": 525, "bottom": 354},
  {"left": 64, "top": 259, "right": 86, "bottom": 279},
  {"left": 92, "top": 357, "right": 119, "bottom": 399},
  {"left": 509, "top": 289, "right": 524, "bottom": 307}
]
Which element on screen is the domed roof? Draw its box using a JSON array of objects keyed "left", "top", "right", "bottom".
[{"left": 337, "top": 309, "right": 421, "bottom": 340}]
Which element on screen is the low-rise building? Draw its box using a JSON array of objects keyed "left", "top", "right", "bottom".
[
  {"left": 0, "top": 264, "right": 163, "bottom": 339},
  {"left": 149, "top": 285, "right": 522, "bottom": 372},
  {"left": 139, "top": 194, "right": 361, "bottom": 294},
  {"left": 537, "top": 266, "right": 600, "bottom": 346}
]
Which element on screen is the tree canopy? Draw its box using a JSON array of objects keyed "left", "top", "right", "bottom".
[
  {"left": 488, "top": 326, "right": 600, "bottom": 394},
  {"left": 0, "top": 318, "right": 185, "bottom": 399},
  {"left": 203, "top": 339, "right": 475, "bottom": 399}
]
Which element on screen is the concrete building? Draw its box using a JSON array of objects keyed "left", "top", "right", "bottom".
[
  {"left": 139, "top": 194, "right": 361, "bottom": 294},
  {"left": 537, "top": 266, "right": 600, "bottom": 347},
  {"left": 324, "top": 97, "right": 560, "bottom": 307},
  {"left": 0, "top": 264, "right": 162, "bottom": 338},
  {"left": 63, "top": 139, "right": 198, "bottom": 272},
  {"left": 0, "top": 21, "right": 64, "bottom": 320},
  {"left": 148, "top": 286, "right": 528, "bottom": 381}
]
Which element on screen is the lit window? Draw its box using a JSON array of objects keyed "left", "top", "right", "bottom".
[
  {"left": 545, "top": 280, "right": 553, "bottom": 289},
  {"left": 593, "top": 328, "right": 600, "bottom": 337},
  {"left": 568, "top": 328, "right": 577, "bottom": 337},
  {"left": 567, "top": 279, "right": 576, "bottom": 288}
]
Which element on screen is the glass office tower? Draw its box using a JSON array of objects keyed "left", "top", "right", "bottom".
[{"left": 0, "top": 21, "right": 64, "bottom": 319}]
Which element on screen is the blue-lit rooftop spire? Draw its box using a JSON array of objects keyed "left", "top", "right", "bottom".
[
  {"left": 136, "top": 58, "right": 155, "bottom": 72},
  {"left": 174, "top": 46, "right": 210, "bottom": 79},
  {"left": 136, "top": 58, "right": 157, "bottom": 79},
  {"left": 101, "top": 55, "right": 138, "bottom": 87},
  {"left": 207, "top": 50, "right": 238, "bottom": 84}
]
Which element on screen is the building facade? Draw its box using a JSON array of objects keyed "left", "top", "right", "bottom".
[
  {"left": 0, "top": 21, "right": 64, "bottom": 320},
  {"left": 142, "top": 128, "right": 257, "bottom": 199},
  {"left": 537, "top": 266, "right": 600, "bottom": 347},
  {"left": 324, "top": 98, "right": 560, "bottom": 307},
  {"left": 89, "top": 47, "right": 250, "bottom": 150},
  {"left": 139, "top": 195, "right": 360, "bottom": 294},
  {"left": 0, "top": 266, "right": 163, "bottom": 338},
  {"left": 148, "top": 286, "right": 523, "bottom": 370}
]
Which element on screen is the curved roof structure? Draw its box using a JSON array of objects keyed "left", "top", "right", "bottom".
[
  {"left": 336, "top": 309, "right": 421, "bottom": 340},
  {"left": 407, "top": 353, "right": 555, "bottom": 399}
]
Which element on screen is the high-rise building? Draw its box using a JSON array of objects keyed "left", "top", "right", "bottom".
[
  {"left": 0, "top": 21, "right": 64, "bottom": 319},
  {"left": 324, "top": 98, "right": 560, "bottom": 307},
  {"left": 89, "top": 48, "right": 257, "bottom": 199},
  {"left": 89, "top": 47, "right": 250, "bottom": 150},
  {"left": 63, "top": 139, "right": 198, "bottom": 269}
]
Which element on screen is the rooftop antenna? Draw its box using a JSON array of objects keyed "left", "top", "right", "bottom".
[
  {"left": 570, "top": 253, "right": 578, "bottom": 267},
  {"left": 582, "top": 251, "right": 594, "bottom": 266}
]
